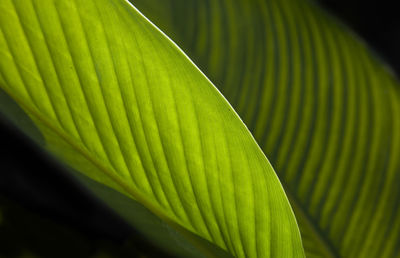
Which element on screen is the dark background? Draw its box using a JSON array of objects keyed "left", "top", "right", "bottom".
[
  {"left": 0, "top": 1, "right": 399, "bottom": 257},
  {"left": 319, "top": 0, "right": 400, "bottom": 76}
]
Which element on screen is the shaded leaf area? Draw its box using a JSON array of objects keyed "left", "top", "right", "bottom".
[
  {"left": 131, "top": 0, "right": 400, "bottom": 257},
  {"left": 0, "top": 116, "right": 170, "bottom": 258},
  {"left": 0, "top": 0, "right": 304, "bottom": 257},
  {"left": 0, "top": 94, "right": 224, "bottom": 258}
]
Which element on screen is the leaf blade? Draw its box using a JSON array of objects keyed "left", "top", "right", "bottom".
[
  {"left": 130, "top": 0, "right": 400, "bottom": 256},
  {"left": 0, "top": 0, "right": 305, "bottom": 257}
]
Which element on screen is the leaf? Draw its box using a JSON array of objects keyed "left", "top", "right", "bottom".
[
  {"left": 0, "top": 0, "right": 305, "bottom": 257},
  {"left": 130, "top": 0, "right": 400, "bottom": 257}
]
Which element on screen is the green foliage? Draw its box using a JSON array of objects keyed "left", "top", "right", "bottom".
[
  {"left": 131, "top": 0, "right": 400, "bottom": 257},
  {"left": 1, "top": 0, "right": 399, "bottom": 257},
  {"left": 0, "top": 0, "right": 304, "bottom": 257}
]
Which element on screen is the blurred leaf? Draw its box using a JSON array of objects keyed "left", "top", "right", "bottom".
[
  {"left": 0, "top": 0, "right": 304, "bottom": 257},
  {"left": 130, "top": 0, "right": 400, "bottom": 257}
]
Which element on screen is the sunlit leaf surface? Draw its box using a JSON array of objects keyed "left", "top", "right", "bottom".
[
  {"left": 0, "top": 0, "right": 305, "bottom": 257},
  {"left": 131, "top": 0, "right": 400, "bottom": 257}
]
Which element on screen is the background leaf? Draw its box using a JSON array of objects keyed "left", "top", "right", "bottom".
[
  {"left": 130, "top": 0, "right": 400, "bottom": 257},
  {"left": 0, "top": 0, "right": 305, "bottom": 257}
]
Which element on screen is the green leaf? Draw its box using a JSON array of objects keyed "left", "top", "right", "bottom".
[
  {"left": 0, "top": 0, "right": 305, "bottom": 257},
  {"left": 130, "top": 0, "right": 400, "bottom": 257}
]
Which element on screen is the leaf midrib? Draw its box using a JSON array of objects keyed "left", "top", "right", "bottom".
[
  {"left": 4, "top": 79, "right": 339, "bottom": 258},
  {"left": 0, "top": 85, "right": 221, "bottom": 258}
]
